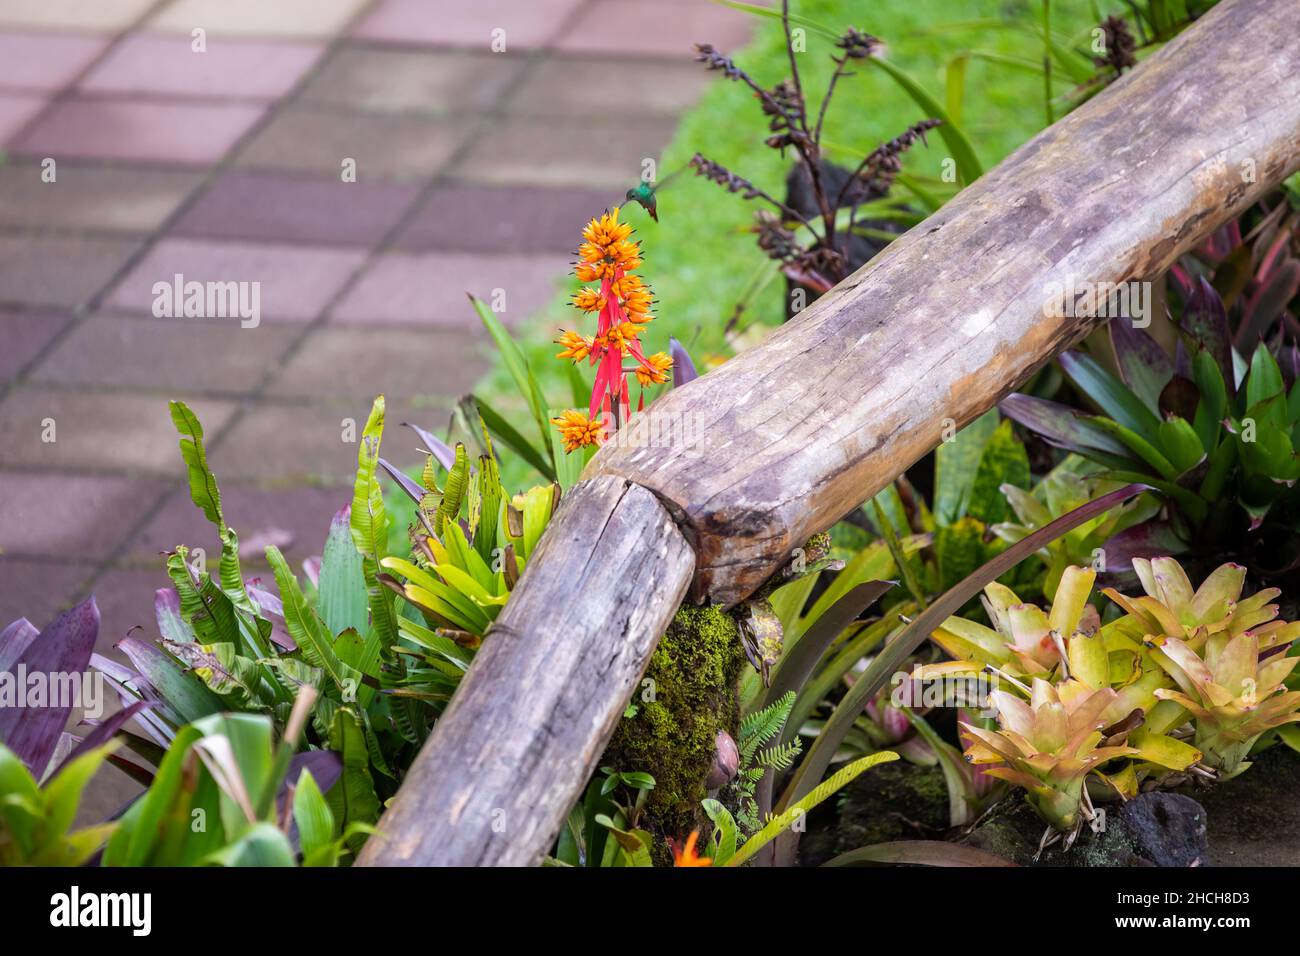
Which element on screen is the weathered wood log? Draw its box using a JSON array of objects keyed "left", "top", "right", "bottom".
[
  {"left": 589, "top": 0, "right": 1300, "bottom": 607},
  {"left": 357, "top": 476, "right": 694, "bottom": 866},
  {"left": 362, "top": 0, "right": 1300, "bottom": 867}
]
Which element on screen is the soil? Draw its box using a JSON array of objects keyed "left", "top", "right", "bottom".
[{"left": 804, "top": 744, "right": 1300, "bottom": 867}]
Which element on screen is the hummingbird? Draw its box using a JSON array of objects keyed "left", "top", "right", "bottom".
[{"left": 622, "top": 164, "right": 687, "bottom": 222}]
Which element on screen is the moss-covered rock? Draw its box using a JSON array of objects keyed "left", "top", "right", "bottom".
[{"left": 605, "top": 604, "right": 747, "bottom": 852}]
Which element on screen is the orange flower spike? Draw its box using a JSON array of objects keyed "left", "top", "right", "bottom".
[
  {"left": 549, "top": 409, "right": 603, "bottom": 453},
  {"left": 671, "top": 830, "right": 712, "bottom": 867}
]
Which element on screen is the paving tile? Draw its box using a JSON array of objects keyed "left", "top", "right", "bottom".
[
  {"left": 0, "top": 162, "right": 201, "bottom": 233},
  {"left": 12, "top": 97, "right": 264, "bottom": 165},
  {"left": 29, "top": 313, "right": 298, "bottom": 394},
  {"left": 0, "top": 32, "right": 108, "bottom": 92},
  {"left": 77, "top": 764, "right": 145, "bottom": 827},
  {"left": 0, "top": 0, "right": 156, "bottom": 33},
  {"left": 332, "top": 251, "right": 569, "bottom": 327},
  {"left": 235, "top": 105, "right": 469, "bottom": 181},
  {"left": 505, "top": 56, "right": 710, "bottom": 117},
  {"left": 0, "top": 234, "right": 141, "bottom": 310},
  {"left": 0, "top": 91, "right": 46, "bottom": 145},
  {"left": 80, "top": 33, "right": 324, "bottom": 101},
  {"left": 87, "top": 568, "right": 167, "bottom": 650},
  {"left": 0, "top": 557, "right": 94, "bottom": 637},
  {"left": 103, "top": 237, "right": 368, "bottom": 322},
  {"left": 0, "top": 387, "right": 236, "bottom": 473},
  {"left": 556, "top": 0, "right": 755, "bottom": 57},
  {"left": 396, "top": 182, "right": 611, "bottom": 253},
  {"left": 130, "top": 483, "right": 354, "bottom": 565},
  {"left": 148, "top": 0, "right": 371, "bottom": 39},
  {"left": 451, "top": 115, "right": 678, "bottom": 189},
  {"left": 0, "top": 309, "right": 76, "bottom": 385},
  {"left": 298, "top": 45, "right": 523, "bottom": 115},
  {"left": 0, "top": 472, "right": 167, "bottom": 560},
  {"left": 171, "top": 170, "right": 420, "bottom": 246},
  {"left": 354, "top": 0, "right": 585, "bottom": 49},
  {"left": 208, "top": 399, "right": 452, "bottom": 485},
  {"left": 268, "top": 326, "right": 487, "bottom": 400}
]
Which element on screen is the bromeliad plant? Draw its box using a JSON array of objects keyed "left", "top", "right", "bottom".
[
  {"left": 1002, "top": 191, "right": 1300, "bottom": 581},
  {"left": 1003, "top": 321, "right": 1300, "bottom": 580},
  {"left": 937, "top": 557, "right": 1300, "bottom": 839}
]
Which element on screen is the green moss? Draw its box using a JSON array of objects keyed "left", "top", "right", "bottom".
[{"left": 606, "top": 604, "right": 747, "bottom": 848}]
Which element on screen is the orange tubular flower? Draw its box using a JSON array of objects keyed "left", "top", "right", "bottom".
[
  {"left": 554, "top": 330, "right": 594, "bottom": 363},
  {"left": 549, "top": 410, "right": 603, "bottom": 453},
  {"left": 571, "top": 288, "right": 605, "bottom": 312},
  {"left": 635, "top": 351, "right": 673, "bottom": 387},
  {"left": 553, "top": 205, "right": 672, "bottom": 453},
  {"left": 670, "top": 830, "right": 712, "bottom": 867}
]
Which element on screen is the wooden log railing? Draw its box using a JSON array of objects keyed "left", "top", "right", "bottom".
[{"left": 359, "top": 0, "right": 1300, "bottom": 866}]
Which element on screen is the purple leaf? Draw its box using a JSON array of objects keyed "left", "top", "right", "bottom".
[
  {"left": 302, "top": 556, "right": 321, "bottom": 588},
  {"left": 1100, "top": 519, "right": 1188, "bottom": 578},
  {"left": 1108, "top": 320, "right": 1173, "bottom": 415},
  {"left": 278, "top": 749, "right": 344, "bottom": 831},
  {"left": 402, "top": 422, "right": 456, "bottom": 471},
  {"left": 0, "top": 618, "right": 39, "bottom": 673},
  {"left": 0, "top": 597, "right": 99, "bottom": 777},
  {"left": 154, "top": 589, "right": 194, "bottom": 645},
  {"left": 379, "top": 457, "right": 425, "bottom": 504},
  {"left": 998, "top": 393, "right": 1135, "bottom": 460},
  {"left": 59, "top": 700, "right": 153, "bottom": 771},
  {"left": 1180, "top": 276, "right": 1234, "bottom": 395},
  {"left": 1239, "top": 259, "right": 1300, "bottom": 349},
  {"left": 246, "top": 584, "right": 283, "bottom": 618},
  {"left": 670, "top": 337, "right": 699, "bottom": 388},
  {"left": 289, "top": 749, "right": 342, "bottom": 795}
]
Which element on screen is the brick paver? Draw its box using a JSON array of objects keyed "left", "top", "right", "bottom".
[{"left": 0, "top": 0, "right": 744, "bottom": 664}]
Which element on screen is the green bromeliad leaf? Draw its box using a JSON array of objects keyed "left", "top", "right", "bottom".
[
  {"left": 966, "top": 419, "right": 1030, "bottom": 525},
  {"left": 933, "top": 517, "right": 989, "bottom": 593},
  {"left": 933, "top": 409, "right": 998, "bottom": 526},
  {"left": 350, "top": 397, "right": 400, "bottom": 657},
  {"left": 318, "top": 506, "right": 368, "bottom": 638},
  {"left": 327, "top": 707, "right": 381, "bottom": 849},
  {"left": 436, "top": 442, "right": 469, "bottom": 535},
  {"left": 169, "top": 399, "right": 224, "bottom": 530},
  {"left": 267, "top": 546, "right": 364, "bottom": 702}
]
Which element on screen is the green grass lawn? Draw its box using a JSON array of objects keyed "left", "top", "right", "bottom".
[{"left": 476, "top": 0, "right": 1105, "bottom": 489}]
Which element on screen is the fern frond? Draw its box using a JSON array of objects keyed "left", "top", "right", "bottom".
[
  {"left": 757, "top": 739, "right": 803, "bottom": 773},
  {"left": 739, "top": 690, "right": 796, "bottom": 759}
]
